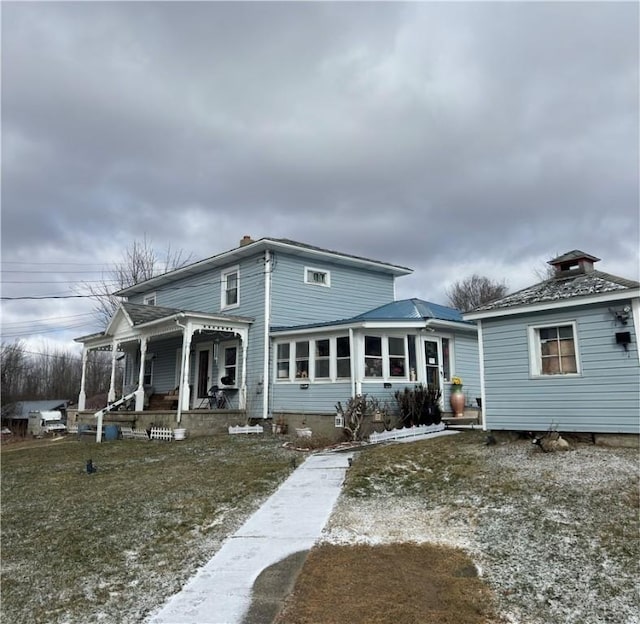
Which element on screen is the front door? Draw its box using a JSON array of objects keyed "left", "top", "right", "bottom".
[{"left": 424, "top": 339, "right": 442, "bottom": 392}]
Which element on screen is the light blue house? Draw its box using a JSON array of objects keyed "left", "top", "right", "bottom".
[
  {"left": 464, "top": 251, "right": 640, "bottom": 434},
  {"left": 75, "top": 237, "right": 480, "bottom": 432}
]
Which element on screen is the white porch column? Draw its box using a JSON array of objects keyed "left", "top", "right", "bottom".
[
  {"left": 78, "top": 347, "right": 88, "bottom": 410},
  {"left": 177, "top": 322, "right": 194, "bottom": 419},
  {"left": 239, "top": 329, "right": 248, "bottom": 410},
  {"left": 135, "top": 337, "right": 147, "bottom": 411},
  {"left": 107, "top": 340, "right": 118, "bottom": 403}
]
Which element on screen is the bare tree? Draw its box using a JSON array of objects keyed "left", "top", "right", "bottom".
[
  {"left": 446, "top": 274, "right": 509, "bottom": 312},
  {"left": 81, "top": 236, "right": 194, "bottom": 327},
  {"left": 533, "top": 252, "right": 561, "bottom": 282}
]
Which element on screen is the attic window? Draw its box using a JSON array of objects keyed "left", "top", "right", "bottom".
[
  {"left": 143, "top": 294, "right": 156, "bottom": 306},
  {"left": 304, "top": 267, "right": 330, "bottom": 287}
]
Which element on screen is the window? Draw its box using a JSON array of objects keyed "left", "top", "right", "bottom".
[
  {"left": 336, "top": 336, "right": 351, "bottom": 378},
  {"left": 364, "top": 335, "right": 409, "bottom": 380},
  {"left": 222, "top": 346, "right": 237, "bottom": 384},
  {"left": 315, "top": 339, "right": 330, "bottom": 378},
  {"left": 275, "top": 335, "right": 351, "bottom": 382},
  {"left": 295, "top": 341, "right": 309, "bottom": 378},
  {"left": 277, "top": 343, "right": 290, "bottom": 379},
  {"left": 388, "top": 337, "right": 406, "bottom": 377},
  {"left": 221, "top": 266, "right": 239, "bottom": 308},
  {"left": 143, "top": 294, "right": 156, "bottom": 306},
  {"left": 364, "top": 336, "right": 383, "bottom": 377},
  {"left": 143, "top": 356, "right": 154, "bottom": 386},
  {"left": 304, "top": 267, "right": 331, "bottom": 287},
  {"left": 530, "top": 323, "right": 579, "bottom": 376},
  {"left": 441, "top": 337, "right": 451, "bottom": 381}
]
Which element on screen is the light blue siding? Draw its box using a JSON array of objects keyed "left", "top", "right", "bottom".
[
  {"left": 444, "top": 331, "right": 481, "bottom": 410},
  {"left": 481, "top": 301, "right": 640, "bottom": 433},
  {"left": 270, "top": 252, "right": 395, "bottom": 326},
  {"left": 271, "top": 382, "right": 353, "bottom": 414}
]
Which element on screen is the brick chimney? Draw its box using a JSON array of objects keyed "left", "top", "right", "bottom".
[{"left": 239, "top": 235, "right": 253, "bottom": 247}]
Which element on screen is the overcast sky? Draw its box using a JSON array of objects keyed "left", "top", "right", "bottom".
[{"left": 2, "top": 1, "right": 639, "bottom": 354}]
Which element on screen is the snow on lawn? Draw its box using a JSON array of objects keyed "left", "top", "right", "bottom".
[{"left": 322, "top": 436, "right": 639, "bottom": 624}]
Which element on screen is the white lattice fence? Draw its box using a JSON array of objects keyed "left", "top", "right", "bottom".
[
  {"left": 150, "top": 427, "right": 174, "bottom": 441},
  {"left": 121, "top": 426, "right": 150, "bottom": 440},
  {"left": 228, "top": 424, "right": 264, "bottom": 435},
  {"left": 369, "top": 423, "right": 445, "bottom": 444}
]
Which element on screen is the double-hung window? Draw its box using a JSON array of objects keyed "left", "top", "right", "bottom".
[
  {"left": 221, "top": 266, "right": 239, "bottom": 309},
  {"left": 314, "top": 339, "right": 330, "bottom": 379},
  {"left": 388, "top": 337, "right": 406, "bottom": 377},
  {"left": 277, "top": 344, "right": 290, "bottom": 379},
  {"left": 364, "top": 336, "right": 383, "bottom": 377},
  {"left": 222, "top": 346, "right": 237, "bottom": 384},
  {"left": 295, "top": 341, "right": 309, "bottom": 378},
  {"left": 336, "top": 336, "right": 351, "bottom": 378},
  {"left": 529, "top": 323, "right": 580, "bottom": 376}
]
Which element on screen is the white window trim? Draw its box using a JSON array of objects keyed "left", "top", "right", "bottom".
[
  {"left": 304, "top": 266, "right": 331, "bottom": 288},
  {"left": 218, "top": 340, "right": 239, "bottom": 387},
  {"left": 221, "top": 265, "right": 240, "bottom": 310},
  {"left": 143, "top": 293, "right": 157, "bottom": 306},
  {"left": 528, "top": 321, "right": 582, "bottom": 377},
  {"left": 274, "top": 334, "right": 350, "bottom": 383},
  {"left": 362, "top": 334, "right": 410, "bottom": 382}
]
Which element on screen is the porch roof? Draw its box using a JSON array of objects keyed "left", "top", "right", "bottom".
[{"left": 75, "top": 303, "right": 253, "bottom": 345}]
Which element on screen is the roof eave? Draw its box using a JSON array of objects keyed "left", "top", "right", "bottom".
[
  {"left": 464, "top": 288, "right": 640, "bottom": 320},
  {"left": 116, "top": 238, "right": 412, "bottom": 296}
]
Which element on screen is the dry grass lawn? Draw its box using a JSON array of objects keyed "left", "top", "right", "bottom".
[{"left": 276, "top": 543, "right": 501, "bottom": 624}]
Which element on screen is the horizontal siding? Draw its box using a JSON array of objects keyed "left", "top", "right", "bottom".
[
  {"left": 272, "top": 382, "right": 353, "bottom": 414},
  {"left": 445, "top": 332, "right": 481, "bottom": 410},
  {"left": 481, "top": 301, "right": 640, "bottom": 433},
  {"left": 270, "top": 252, "right": 395, "bottom": 326}
]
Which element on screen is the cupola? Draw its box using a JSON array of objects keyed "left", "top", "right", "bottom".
[{"left": 548, "top": 250, "right": 600, "bottom": 278}]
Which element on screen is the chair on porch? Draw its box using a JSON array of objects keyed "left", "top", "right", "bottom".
[{"left": 207, "top": 385, "right": 229, "bottom": 409}]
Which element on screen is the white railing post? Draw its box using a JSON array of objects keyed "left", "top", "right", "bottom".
[
  {"left": 135, "top": 337, "right": 147, "bottom": 411},
  {"left": 78, "top": 347, "right": 88, "bottom": 411}
]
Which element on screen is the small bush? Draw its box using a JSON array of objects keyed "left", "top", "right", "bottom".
[
  {"left": 394, "top": 384, "right": 442, "bottom": 427},
  {"left": 336, "top": 395, "right": 391, "bottom": 441}
]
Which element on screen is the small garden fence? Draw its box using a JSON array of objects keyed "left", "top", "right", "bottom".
[{"left": 369, "top": 423, "right": 445, "bottom": 444}]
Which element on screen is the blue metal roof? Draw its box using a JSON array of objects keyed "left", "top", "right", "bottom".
[
  {"left": 353, "top": 298, "right": 465, "bottom": 322},
  {"left": 271, "top": 299, "right": 470, "bottom": 333}
]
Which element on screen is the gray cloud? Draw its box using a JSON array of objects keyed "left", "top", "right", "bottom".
[{"left": 1, "top": 1, "right": 638, "bottom": 348}]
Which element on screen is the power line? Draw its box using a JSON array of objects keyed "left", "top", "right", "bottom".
[
  {"left": 1, "top": 268, "right": 268, "bottom": 301},
  {"left": 2, "top": 313, "right": 95, "bottom": 327}
]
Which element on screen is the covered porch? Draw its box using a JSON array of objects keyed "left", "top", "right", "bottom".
[{"left": 75, "top": 303, "right": 253, "bottom": 424}]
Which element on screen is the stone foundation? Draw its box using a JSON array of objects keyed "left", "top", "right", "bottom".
[{"left": 68, "top": 409, "right": 249, "bottom": 437}]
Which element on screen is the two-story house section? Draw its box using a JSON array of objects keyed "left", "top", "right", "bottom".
[{"left": 75, "top": 237, "right": 422, "bottom": 422}]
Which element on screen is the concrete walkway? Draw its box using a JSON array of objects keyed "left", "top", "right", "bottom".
[{"left": 147, "top": 451, "right": 353, "bottom": 624}]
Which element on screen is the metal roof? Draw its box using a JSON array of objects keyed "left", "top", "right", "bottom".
[
  {"left": 353, "top": 298, "right": 465, "bottom": 322},
  {"left": 271, "top": 298, "right": 470, "bottom": 333}
]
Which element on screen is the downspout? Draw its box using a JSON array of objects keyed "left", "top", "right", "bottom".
[{"left": 262, "top": 250, "right": 272, "bottom": 419}]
